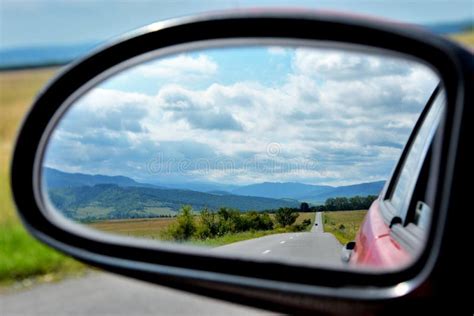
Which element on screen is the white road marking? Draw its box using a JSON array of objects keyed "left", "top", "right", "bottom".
[
  {"left": 280, "top": 241, "right": 286, "bottom": 244},
  {"left": 289, "top": 237, "right": 293, "bottom": 240},
  {"left": 262, "top": 250, "right": 271, "bottom": 254}
]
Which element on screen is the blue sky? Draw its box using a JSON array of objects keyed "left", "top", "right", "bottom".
[
  {"left": 101, "top": 47, "right": 293, "bottom": 95},
  {"left": 43, "top": 45, "right": 440, "bottom": 186},
  {"left": 1, "top": 0, "right": 473, "bottom": 49}
]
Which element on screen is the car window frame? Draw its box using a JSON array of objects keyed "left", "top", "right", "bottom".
[{"left": 379, "top": 85, "right": 444, "bottom": 226}]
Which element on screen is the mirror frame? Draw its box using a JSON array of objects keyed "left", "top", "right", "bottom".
[{"left": 10, "top": 11, "right": 473, "bottom": 314}]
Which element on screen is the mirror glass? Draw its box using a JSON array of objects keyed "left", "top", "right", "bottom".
[{"left": 40, "top": 43, "right": 444, "bottom": 271}]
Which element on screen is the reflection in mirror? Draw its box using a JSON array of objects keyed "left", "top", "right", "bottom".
[{"left": 40, "top": 44, "right": 444, "bottom": 271}]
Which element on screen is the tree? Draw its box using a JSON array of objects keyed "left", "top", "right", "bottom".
[
  {"left": 168, "top": 205, "right": 196, "bottom": 240},
  {"left": 314, "top": 204, "right": 326, "bottom": 212},
  {"left": 300, "top": 202, "right": 310, "bottom": 212},
  {"left": 243, "top": 212, "right": 274, "bottom": 231},
  {"left": 196, "top": 208, "right": 219, "bottom": 239},
  {"left": 324, "top": 195, "right": 378, "bottom": 211},
  {"left": 302, "top": 218, "right": 312, "bottom": 226},
  {"left": 275, "top": 207, "right": 298, "bottom": 227}
]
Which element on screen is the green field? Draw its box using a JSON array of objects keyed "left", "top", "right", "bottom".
[
  {"left": 89, "top": 217, "right": 176, "bottom": 239},
  {"left": 293, "top": 212, "right": 316, "bottom": 225},
  {"left": 87, "top": 212, "right": 315, "bottom": 246},
  {"left": 323, "top": 210, "right": 368, "bottom": 245},
  {"left": 73, "top": 205, "right": 176, "bottom": 220}
]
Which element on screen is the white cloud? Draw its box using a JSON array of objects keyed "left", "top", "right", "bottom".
[
  {"left": 134, "top": 54, "right": 218, "bottom": 79},
  {"left": 45, "top": 47, "right": 440, "bottom": 186},
  {"left": 267, "top": 46, "right": 288, "bottom": 56},
  {"left": 58, "top": 88, "right": 153, "bottom": 134},
  {"left": 293, "top": 48, "right": 412, "bottom": 80}
]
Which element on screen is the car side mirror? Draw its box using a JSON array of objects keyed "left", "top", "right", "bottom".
[
  {"left": 342, "top": 241, "right": 356, "bottom": 263},
  {"left": 10, "top": 11, "right": 473, "bottom": 314}
]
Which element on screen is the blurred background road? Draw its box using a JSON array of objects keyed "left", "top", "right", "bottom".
[{"left": 0, "top": 271, "right": 271, "bottom": 316}]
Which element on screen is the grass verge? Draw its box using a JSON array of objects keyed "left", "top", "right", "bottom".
[
  {"left": 0, "top": 175, "right": 85, "bottom": 288},
  {"left": 0, "top": 68, "right": 86, "bottom": 287},
  {"left": 88, "top": 217, "right": 176, "bottom": 239},
  {"left": 323, "top": 210, "right": 367, "bottom": 245},
  {"left": 190, "top": 228, "right": 292, "bottom": 247}
]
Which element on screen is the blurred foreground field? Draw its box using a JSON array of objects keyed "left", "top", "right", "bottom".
[
  {"left": 0, "top": 68, "right": 85, "bottom": 287},
  {"left": 450, "top": 30, "right": 474, "bottom": 47}
]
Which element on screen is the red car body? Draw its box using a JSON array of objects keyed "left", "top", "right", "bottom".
[{"left": 350, "top": 199, "right": 411, "bottom": 269}]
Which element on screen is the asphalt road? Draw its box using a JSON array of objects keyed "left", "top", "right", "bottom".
[
  {"left": 0, "top": 213, "right": 341, "bottom": 315},
  {"left": 214, "top": 212, "right": 343, "bottom": 267},
  {"left": 0, "top": 272, "right": 272, "bottom": 316}
]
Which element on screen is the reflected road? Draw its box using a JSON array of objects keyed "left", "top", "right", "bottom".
[{"left": 214, "top": 212, "right": 343, "bottom": 266}]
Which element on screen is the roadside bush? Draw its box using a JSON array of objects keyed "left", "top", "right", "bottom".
[
  {"left": 216, "top": 208, "right": 238, "bottom": 221},
  {"left": 195, "top": 208, "right": 219, "bottom": 239},
  {"left": 288, "top": 224, "right": 307, "bottom": 232},
  {"left": 194, "top": 208, "right": 275, "bottom": 239},
  {"left": 216, "top": 209, "right": 274, "bottom": 234},
  {"left": 165, "top": 206, "right": 308, "bottom": 242},
  {"left": 300, "top": 202, "right": 310, "bottom": 212},
  {"left": 166, "top": 205, "right": 196, "bottom": 241},
  {"left": 216, "top": 208, "right": 240, "bottom": 234},
  {"left": 242, "top": 212, "right": 274, "bottom": 231},
  {"left": 275, "top": 207, "right": 298, "bottom": 227},
  {"left": 302, "top": 218, "right": 312, "bottom": 227}
]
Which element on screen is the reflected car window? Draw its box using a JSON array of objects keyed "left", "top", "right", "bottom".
[{"left": 389, "top": 90, "right": 444, "bottom": 220}]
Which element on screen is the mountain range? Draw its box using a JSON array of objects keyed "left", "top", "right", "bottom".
[
  {"left": 48, "top": 184, "right": 300, "bottom": 221},
  {"left": 44, "top": 167, "right": 385, "bottom": 220},
  {"left": 0, "top": 42, "right": 100, "bottom": 70},
  {"left": 44, "top": 167, "right": 158, "bottom": 189},
  {"left": 229, "top": 181, "right": 385, "bottom": 203},
  {"left": 44, "top": 167, "right": 385, "bottom": 202}
]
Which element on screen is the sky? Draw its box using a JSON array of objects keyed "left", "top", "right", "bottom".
[
  {"left": 1, "top": 0, "right": 473, "bottom": 49},
  {"left": 43, "top": 45, "right": 439, "bottom": 186}
]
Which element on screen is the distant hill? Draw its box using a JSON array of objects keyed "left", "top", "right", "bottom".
[
  {"left": 150, "top": 181, "right": 239, "bottom": 193},
  {"left": 298, "top": 181, "right": 386, "bottom": 204},
  {"left": 207, "top": 190, "right": 233, "bottom": 196},
  {"left": 231, "top": 182, "right": 333, "bottom": 199},
  {"left": 0, "top": 42, "right": 98, "bottom": 70},
  {"left": 43, "top": 167, "right": 158, "bottom": 189},
  {"left": 230, "top": 181, "right": 385, "bottom": 204},
  {"left": 48, "top": 184, "right": 299, "bottom": 221},
  {"left": 44, "top": 168, "right": 384, "bottom": 220},
  {"left": 425, "top": 19, "right": 473, "bottom": 34}
]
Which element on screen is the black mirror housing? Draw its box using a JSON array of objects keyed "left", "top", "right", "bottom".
[{"left": 10, "top": 10, "right": 473, "bottom": 314}]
